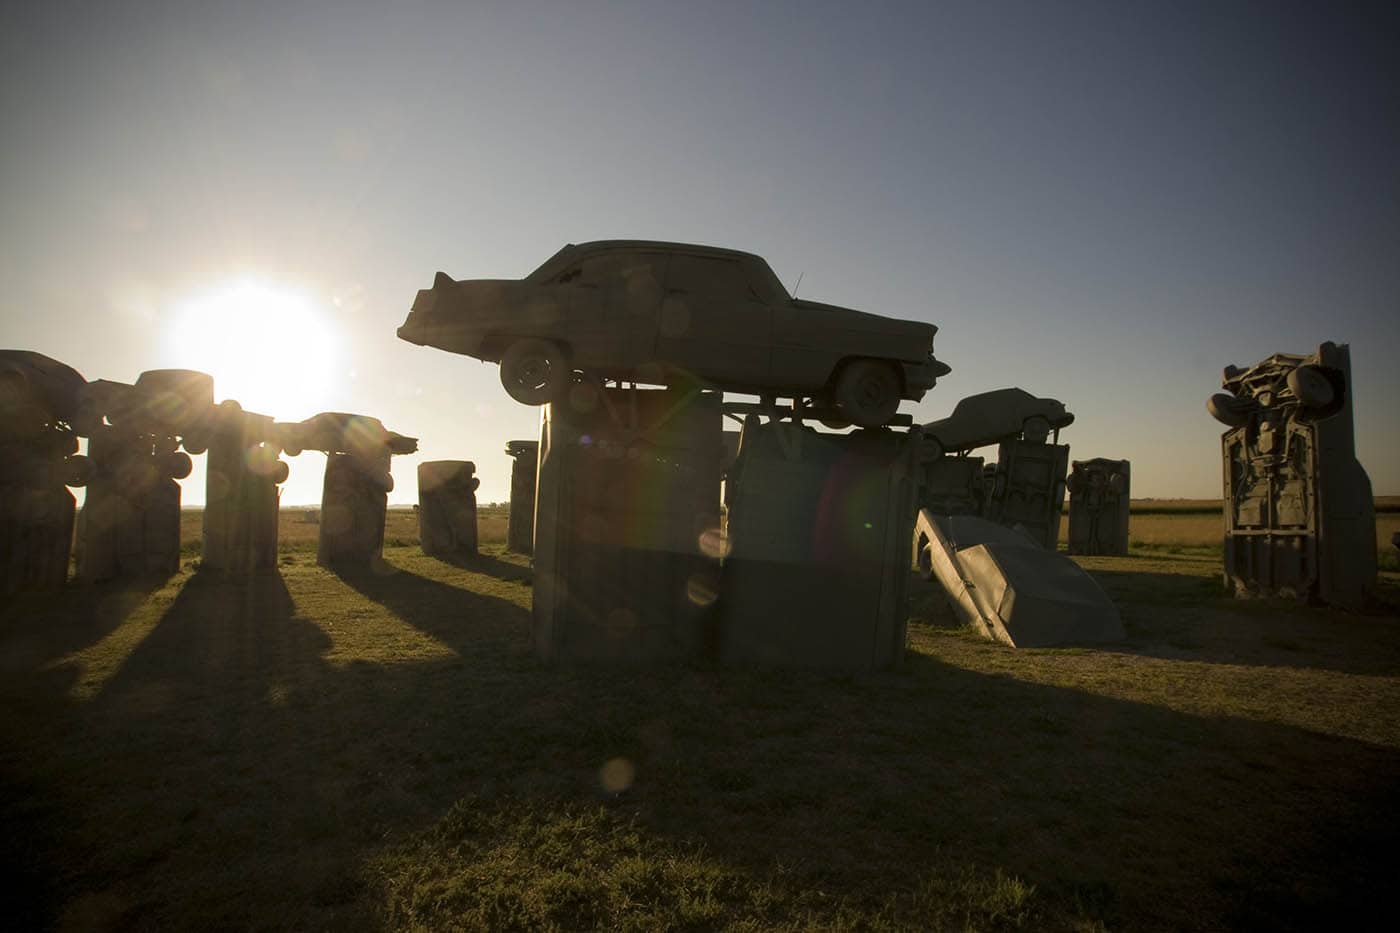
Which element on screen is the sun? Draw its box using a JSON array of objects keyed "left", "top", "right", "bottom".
[{"left": 165, "top": 279, "right": 342, "bottom": 418}]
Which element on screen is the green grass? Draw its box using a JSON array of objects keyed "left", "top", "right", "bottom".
[{"left": 3, "top": 535, "right": 1399, "bottom": 930}]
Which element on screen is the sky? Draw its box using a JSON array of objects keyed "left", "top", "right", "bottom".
[{"left": 2, "top": 0, "right": 1397, "bottom": 505}]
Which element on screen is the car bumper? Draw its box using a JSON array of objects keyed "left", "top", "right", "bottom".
[
  {"left": 902, "top": 355, "right": 952, "bottom": 399},
  {"left": 397, "top": 311, "right": 486, "bottom": 358},
  {"left": 396, "top": 319, "right": 426, "bottom": 345}
]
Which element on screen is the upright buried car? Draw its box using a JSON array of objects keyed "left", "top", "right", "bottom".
[{"left": 397, "top": 240, "right": 950, "bottom": 427}]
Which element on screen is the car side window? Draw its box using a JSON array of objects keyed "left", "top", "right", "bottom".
[
  {"left": 572, "top": 253, "right": 665, "bottom": 288},
  {"left": 668, "top": 255, "right": 751, "bottom": 299}
]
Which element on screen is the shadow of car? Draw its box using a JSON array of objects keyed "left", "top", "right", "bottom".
[{"left": 397, "top": 240, "right": 950, "bottom": 428}]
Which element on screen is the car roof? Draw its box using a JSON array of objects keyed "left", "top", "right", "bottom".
[
  {"left": 572, "top": 239, "right": 767, "bottom": 262},
  {"left": 527, "top": 240, "right": 787, "bottom": 294}
]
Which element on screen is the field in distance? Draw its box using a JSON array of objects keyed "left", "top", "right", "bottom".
[{"left": 166, "top": 500, "right": 1399, "bottom": 570}]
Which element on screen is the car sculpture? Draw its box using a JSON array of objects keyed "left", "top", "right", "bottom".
[
  {"left": 279, "top": 412, "right": 418, "bottom": 458},
  {"left": 920, "top": 388, "right": 1073, "bottom": 458},
  {"left": 0, "top": 350, "right": 94, "bottom": 487},
  {"left": 397, "top": 240, "right": 950, "bottom": 428},
  {"left": 276, "top": 412, "right": 418, "bottom": 492},
  {"left": 1206, "top": 352, "right": 1342, "bottom": 428}
]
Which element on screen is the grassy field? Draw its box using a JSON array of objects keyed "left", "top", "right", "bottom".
[{"left": 3, "top": 509, "right": 1398, "bottom": 930}]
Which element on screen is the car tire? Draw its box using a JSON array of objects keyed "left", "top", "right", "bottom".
[
  {"left": 500, "top": 339, "right": 569, "bottom": 406},
  {"left": 63, "top": 454, "right": 94, "bottom": 489},
  {"left": 916, "top": 542, "right": 933, "bottom": 579},
  {"left": 831, "top": 359, "right": 901, "bottom": 429},
  {"left": 812, "top": 393, "right": 850, "bottom": 429},
  {"left": 166, "top": 451, "right": 194, "bottom": 480},
  {"left": 1287, "top": 365, "right": 1334, "bottom": 409},
  {"left": 923, "top": 436, "right": 945, "bottom": 460},
  {"left": 1207, "top": 392, "right": 1255, "bottom": 428},
  {"left": 1022, "top": 415, "right": 1051, "bottom": 444},
  {"left": 272, "top": 460, "right": 290, "bottom": 485}
]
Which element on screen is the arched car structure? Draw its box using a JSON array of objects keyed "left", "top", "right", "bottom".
[
  {"left": 397, "top": 240, "right": 950, "bottom": 428},
  {"left": 920, "top": 388, "right": 1073, "bottom": 459}
]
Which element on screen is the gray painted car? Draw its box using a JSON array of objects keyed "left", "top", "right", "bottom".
[
  {"left": 398, "top": 240, "right": 950, "bottom": 427},
  {"left": 921, "top": 388, "right": 1073, "bottom": 457}
]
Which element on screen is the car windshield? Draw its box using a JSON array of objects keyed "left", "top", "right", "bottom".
[{"left": 525, "top": 245, "right": 580, "bottom": 284}]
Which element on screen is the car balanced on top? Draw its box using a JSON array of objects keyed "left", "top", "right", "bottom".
[{"left": 397, "top": 240, "right": 950, "bottom": 428}]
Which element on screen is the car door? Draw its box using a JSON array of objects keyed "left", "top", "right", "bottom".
[
  {"left": 564, "top": 250, "right": 665, "bottom": 374},
  {"left": 658, "top": 254, "right": 773, "bottom": 388}
]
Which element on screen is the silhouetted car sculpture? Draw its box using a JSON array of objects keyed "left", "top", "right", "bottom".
[
  {"left": 276, "top": 412, "right": 418, "bottom": 492},
  {"left": 1, "top": 350, "right": 88, "bottom": 432},
  {"left": 0, "top": 350, "right": 93, "bottom": 486},
  {"left": 921, "top": 388, "right": 1073, "bottom": 458},
  {"left": 397, "top": 240, "right": 950, "bottom": 427}
]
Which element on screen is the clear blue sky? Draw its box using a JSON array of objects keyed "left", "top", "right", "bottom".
[{"left": 3, "top": 0, "right": 1396, "bottom": 504}]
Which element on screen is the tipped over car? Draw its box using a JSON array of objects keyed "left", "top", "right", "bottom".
[{"left": 398, "top": 240, "right": 950, "bottom": 427}]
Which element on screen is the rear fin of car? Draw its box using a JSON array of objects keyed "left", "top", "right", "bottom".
[{"left": 433, "top": 271, "right": 455, "bottom": 290}]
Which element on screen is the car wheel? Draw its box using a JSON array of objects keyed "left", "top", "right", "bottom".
[
  {"left": 272, "top": 460, "right": 291, "bottom": 485},
  {"left": 1287, "top": 365, "right": 1334, "bottom": 409},
  {"left": 812, "top": 393, "right": 850, "bottom": 429},
  {"left": 63, "top": 454, "right": 94, "bottom": 488},
  {"left": 166, "top": 451, "right": 194, "bottom": 480},
  {"left": 1207, "top": 392, "right": 1255, "bottom": 428},
  {"left": 1022, "top": 415, "right": 1051, "bottom": 444},
  {"left": 922, "top": 435, "right": 945, "bottom": 460},
  {"left": 500, "top": 339, "right": 569, "bottom": 406},
  {"left": 831, "top": 359, "right": 901, "bottom": 428},
  {"left": 916, "top": 542, "right": 933, "bottom": 579}
]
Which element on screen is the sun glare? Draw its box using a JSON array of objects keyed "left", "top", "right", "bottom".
[{"left": 166, "top": 279, "right": 342, "bottom": 418}]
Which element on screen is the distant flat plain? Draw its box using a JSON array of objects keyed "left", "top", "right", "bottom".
[{"left": 167, "top": 499, "right": 1400, "bottom": 570}]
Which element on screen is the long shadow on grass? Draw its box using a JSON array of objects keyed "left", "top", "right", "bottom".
[
  {"left": 10, "top": 563, "right": 1400, "bottom": 930},
  {"left": 427, "top": 550, "right": 533, "bottom": 584},
  {"left": 93, "top": 569, "right": 320, "bottom": 711},
  {"left": 0, "top": 573, "right": 172, "bottom": 682},
  {"left": 355, "top": 647, "right": 1400, "bottom": 931},
  {"left": 1089, "top": 567, "right": 1400, "bottom": 674},
  {"left": 331, "top": 564, "right": 532, "bottom": 657}
]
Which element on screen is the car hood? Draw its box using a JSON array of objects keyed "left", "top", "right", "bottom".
[{"left": 790, "top": 299, "right": 936, "bottom": 344}]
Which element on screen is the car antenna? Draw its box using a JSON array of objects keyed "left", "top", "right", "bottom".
[{"left": 790, "top": 270, "right": 804, "bottom": 298}]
